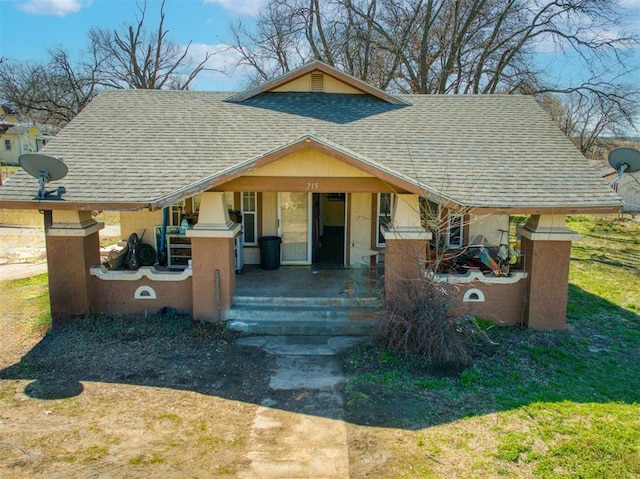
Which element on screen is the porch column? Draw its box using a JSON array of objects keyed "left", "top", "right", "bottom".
[
  {"left": 382, "top": 194, "right": 431, "bottom": 297},
  {"left": 186, "top": 192, "right": 241, "bottom": 322},
  {"left": 45, "top": 210, "right": 103, "bottom": 324},
  {"left": 517, "top": 215, "right": 581, "bottom": 330}
]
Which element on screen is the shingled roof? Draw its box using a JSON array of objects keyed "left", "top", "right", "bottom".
[{"left": 0, "top": 87, "right": 621, "bottom": 213}]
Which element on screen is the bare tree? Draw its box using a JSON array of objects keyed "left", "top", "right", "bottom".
[
  {"left": 229, "top": 0, "right": 399, "bottom": 88},
  {"left": 0, "top": 0, "right": 217, "bottom": 126},
  {"left": 230, "top": 0, "right": 638, "bottom": 134},
  {"left": 539, "top": 90, "right": 639, "bottom": 160},
  {"left": 0, "top": 48, "right": 100, "bottom": 128},
  {"left": 89, "top": 0, "right": 213, "bottom": 90}
]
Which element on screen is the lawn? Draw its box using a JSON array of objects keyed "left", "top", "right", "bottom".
[
  {"left": 343, "top": 214, "right": 640, "bottom": 478},
  {"left": 0, "top": 215, "right": 638, "bottom": 478}
]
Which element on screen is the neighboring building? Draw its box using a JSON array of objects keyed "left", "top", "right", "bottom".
[
  {"left": 605, "top": 170, "right": 640, "bottom": 213},
  {"left": 0, "top": 105, "right": 57, "bottom": 165},
  {"left": 0, "top": 62, "right": 621, "bottom": 332}
]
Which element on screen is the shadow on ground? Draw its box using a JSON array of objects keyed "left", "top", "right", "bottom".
[{"left": 1, "top": 285, "right": 638, "bottom": 430}]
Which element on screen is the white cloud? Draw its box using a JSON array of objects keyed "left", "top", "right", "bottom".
[
  {"left": 203, "top": 0, "right": 266, "bottom": 16},
  {"left": 16, "top": 0, "right": 91, "bottom": 17},
  {"left": 617, "top": 0, "right": 640, "bottom": 8},
  {"left": 183, "top": 42, "right": 253, "bottom": 91}
]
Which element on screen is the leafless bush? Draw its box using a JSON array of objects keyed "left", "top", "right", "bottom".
[{"left": 379, "top": 279, "right": 482, "bottom": 370}]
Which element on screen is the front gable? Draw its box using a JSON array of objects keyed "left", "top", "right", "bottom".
[
  {"left": 226, "top": 61, "right": 408, "bottom": 105},
  {"left": 171, "top": 135, "right": 417, "bottom": 202},
  {"left": 272, "top": 71, "right": 365, "bottom": 95}
]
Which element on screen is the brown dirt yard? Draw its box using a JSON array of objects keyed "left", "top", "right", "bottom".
[
  {"left": 1, "top": 309, "right": 390, "bottom": 478},
  {"left": 2, "top": 215, "right": 639, "bottom": 478}
]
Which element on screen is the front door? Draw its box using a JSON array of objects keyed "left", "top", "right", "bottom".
[
  {"left": 278, "top": 192, "right": 312, "bottom": 264},
  {"left": 312, "top": 193, "right": 346, "bottom": 266}
]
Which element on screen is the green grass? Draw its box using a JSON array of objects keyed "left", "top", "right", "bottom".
[
  {"left": 0, "top": 273, "right": 51, "bottom": 331},
  {"left": 344, "top": 214, "right": 640, "bottom": 478}
]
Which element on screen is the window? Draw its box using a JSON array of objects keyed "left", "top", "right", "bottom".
[
  {"left": 446, "top": 212, "right": 464, "bottom": 247},
  {"left": 3, "top": 139, "right": 11, "bottom": 151},
  {"left": 170, "top": 201, "right": 184, "bottom": 226},
  {"left": 242, "top": 192, "right": 257, "bottom": 246},
  {"left": 376, "top": 193, "right": 393, "bottom": 246}
]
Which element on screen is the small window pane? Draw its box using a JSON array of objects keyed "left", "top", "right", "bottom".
[
  {"left": 377, "top": 193, "right": 393, "bottom": 247},
  {"left": 244, "top": 213, "right": 255, "bottom": 244},
  {"left": 447, "top": 213, "right": 463, "bottom": 247}
]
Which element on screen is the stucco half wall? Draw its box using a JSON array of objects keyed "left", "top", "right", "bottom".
[
  {"left": 433, "top": 271, "right": 528, "bottom": 326},
  {"left": 90, "top": 267, "right": 193, "bottom": 315}
]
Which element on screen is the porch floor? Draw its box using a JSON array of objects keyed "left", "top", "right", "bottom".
[{"left": 235, "top": 264, "right": 384, "bottom": 299}]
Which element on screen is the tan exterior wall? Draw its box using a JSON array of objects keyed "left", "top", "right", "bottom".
[
  {"left": 90, "top": 277, "right": 193, "bottom": 315},
  {"left": 468, "top": 214, "right": 509, "bottom": 245},
  {"left": 349, "top": 193, "right": 373, "bottom": 266},
  {"left": 261, "top": 192, "right": 278, "bottom": 236},
  {"left": 120, "top": 210, "right": 163, "bottom": 246},
  {"left": 272, "top": 72, "right": 364, "bottom": 94},
  {"left": 246, "top": 147, "right": 373, "bottom": 178},
  {"left": 0, "top": 208, "right": 43, "bottom": 227},
  {"left": 0, "top": 129, "right": 40, "bottom": 165}
]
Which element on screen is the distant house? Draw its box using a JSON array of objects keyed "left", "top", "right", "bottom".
[
  {"left": 0, "top": 106, "right": 57, "bottom": 165},
  {"left": 605, "top": 169, "right": 640, "bottom": 214},
  {"left": 0, "top": 62, "right": 621, "bottom": 332}
]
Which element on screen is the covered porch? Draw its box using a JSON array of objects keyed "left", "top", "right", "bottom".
[{"left": 234, "top": 264, "right": 384, "bottom": 298}]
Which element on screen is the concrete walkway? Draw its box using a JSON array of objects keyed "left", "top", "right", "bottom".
[
  {"left": 0, "top": 261, "right": 48, "bottom": 281},
  {"left": 236, "top": 336, "right": 369, "bottom": 479}
]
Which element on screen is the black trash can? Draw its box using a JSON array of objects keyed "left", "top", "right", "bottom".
[{"left": 259, "top": 236, "right": 282, "bottom": 270}]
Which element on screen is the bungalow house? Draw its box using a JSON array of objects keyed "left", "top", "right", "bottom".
[{"left": 0, "top": 62, "right": 621, "bottom": 332}]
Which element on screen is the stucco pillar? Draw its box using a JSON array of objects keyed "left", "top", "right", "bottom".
[
  {"left": 186, "top": 192, "right": 241, "bottom": 322},
  {"left": 517, "top": 215, "right": 581, "bottom": 330},
  {"left": 45, "top": 210, "right": 104, "bottom": 324},
  {"left": 382, "top": 194, "right": 431, "bottom": 297}
]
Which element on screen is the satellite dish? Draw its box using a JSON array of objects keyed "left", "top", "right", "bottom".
[
  {"left": 19, "top": 153, "right": 68, "bottom": 200},
  {"left": 608, "top": 147, "right": 640, "bottom": 187}
]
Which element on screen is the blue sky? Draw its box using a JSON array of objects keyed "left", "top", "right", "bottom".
[
  {"left": 0, "top": 0, "right": 264, "bottom": 90},
  {"left": 1, "top": 0, "right": 639, "bottom": 93}
]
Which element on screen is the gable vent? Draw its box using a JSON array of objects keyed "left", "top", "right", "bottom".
[{"left": 311, "top": 72, "right": 324, "bottom": 92}]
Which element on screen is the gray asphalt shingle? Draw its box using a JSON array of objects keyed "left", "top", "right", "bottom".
[{"left": 0, "top": 89, "right": 621, "bottom": 211}]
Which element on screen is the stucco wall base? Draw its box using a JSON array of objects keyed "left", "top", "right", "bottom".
[
  {"left": 90, "top": 276, "right": 193, "bottom": 315},
  {"left": 444, "top": 281, "right": 526, "bottom": 326},
  {"left": 191, "top": 236, "right": 236, "bottom": 322},
  {"left": 46, "top": 231, "right": 100, "bottom": 325},
  {"left": 384, "top": 239, "right": 427, "bottom": 297},
  {"left": 521, "top": 237, "right": 572, "bottom": 330}
]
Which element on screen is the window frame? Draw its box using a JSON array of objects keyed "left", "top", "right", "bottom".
[
  {"left": 241, "top": 192, "right": 258, "bottom": 246},
  {"left": 376, "top": 193, "right": 394, "bottom": 247},
  {"left": 446, "top": 212, "right": 464, "bottom": 248}
]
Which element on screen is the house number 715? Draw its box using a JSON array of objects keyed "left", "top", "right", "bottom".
[{"left": 307, "top": 182, "right": 319, "bottom": 190}]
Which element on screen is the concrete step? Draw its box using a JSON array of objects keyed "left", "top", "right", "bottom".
[
  {"left": 226, "top": 296, "right": 383, "bottom": 336},
  {"left": 226, "top": 318, "right": 381, "bottom": 336},
  {"left": 232, "top": 295, "right": 383, "bottom": 309}
]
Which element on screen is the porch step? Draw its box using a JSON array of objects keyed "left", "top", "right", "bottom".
[{"left": 225, "top": 296, "right": 383, "bottom": 336}]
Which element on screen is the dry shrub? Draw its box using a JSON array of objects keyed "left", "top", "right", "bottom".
[{"left": 379, "top": 279, "right": 480, "bottom": 370}]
